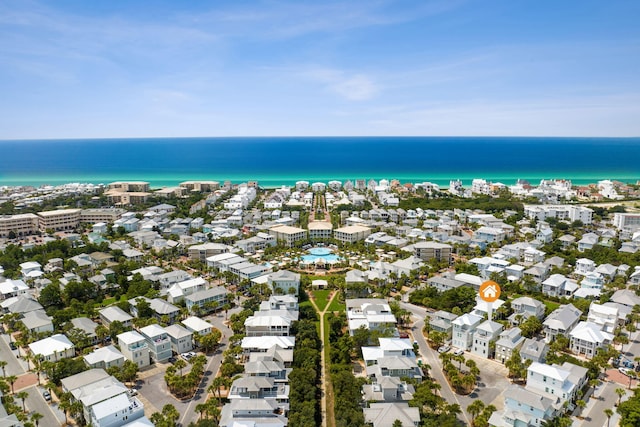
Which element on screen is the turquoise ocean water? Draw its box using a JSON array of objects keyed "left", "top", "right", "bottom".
[{"left": 0, "top": 137, "right": 638, "bottom": 188}]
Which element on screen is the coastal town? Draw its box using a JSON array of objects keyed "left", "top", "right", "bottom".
[{"left": 0, "top": 177, "right": 639, "bottom": 427}]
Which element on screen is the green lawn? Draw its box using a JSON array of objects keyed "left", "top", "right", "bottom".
[
  {"left": 312, "top": 289, "right": 332, "bottom": 311},
  {"left": 327, "top": 297, "right": 345, "bottom": 313}
]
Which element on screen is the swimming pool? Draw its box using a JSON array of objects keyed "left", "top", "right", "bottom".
[{"left": 300, "top": 247, "right": 342, "bottom": 263}]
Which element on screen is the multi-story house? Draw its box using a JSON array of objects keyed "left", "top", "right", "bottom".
[
  {"left": 509, "top": 296, "right": 545, "bottom": 325},
  {"left": 366, "top": 356, "right": 423, "bottom": 382},
  {"left": 587, "top": 302, "right": 619, "bottom": 333},
  {"left": 267, "top": 270, "right": 300, "bottom": 295},
  {"left": 362, "top": 338, "right": 415, "bottom": 365},
  {"left": 471, "top": 320, "right": 503, "bottom": 358},
  {"left": 99, "top": 306, "right": 133, "bottom": 329},
  {"left": 28, "top": 334, "right": 75, "bottom": 362},
  {"left": 495, "top": 327, "right": 525, "bottom": 364},
  {"left": 489, "top": 385, "right": 560, "bottom": 427},
  {"left": 569, "top": 321, "right": 613, "bottom": 359},
  {"left": 429, "top": 310, "right": 458, "bottom": 341},
  {"left": 346, "top": 299, "right": 397, "bottom": 336},
  {"left": 362, "top": 376, "right": 415, "bottom": 403},
  {"left": 185, "top": 286, "right": 228, "bottom": 314},
  {"left": 164, "top": 324, "right": 194, "bottom": 354},
  {"left": 452, "top": 313, "right": 483, "bottom": 351},
  {"left": 182, "top": 316, "right": 214, "bottom": 337},
  {"left": 219, "top": 399, "right": 287, "bottom": 427},
  {"left": 117, "top": 331, "right": 150, "bottom": 368},
  {"left": 84, "top": 345, "right": 126, "bottom": 370},
  {"left": 541, "top": 274, "right": 578, "bottom": 298},
  {"left": 575, "top": 258, "right": 596, "bottom": 275},
  {"left": 244, "top": 314, "right": 292, "bottom": 337},
  {"left": 228, "top": 376, "right": 289, "bottom": 403},
  {"left": 520, "top": 338, "right": 549, "bottom": 364},
  {"left": 543, "top": 304, "right": 582, "bottom": 343},
  {"left": 139, "top": 324, "right": 172, "bottom": 363}
]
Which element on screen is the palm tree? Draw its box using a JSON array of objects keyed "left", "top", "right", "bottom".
[
  {"left": 467, "top": 400, "right": 485, "bottom": 424},
  {"left": 195, "top": 402, "right": 208, "bottom": 420},
  {"left": 6, "top": 374, "right": 17, "bottom": 394},
  {"left": 16, "top": 390, "right": 29, "bottom": 412},
  {"left": 174, "top": 359, "right": 187, "bottom": 377},
  {"left": 604, "top": 408, "right": 613, "bottom": 427},
  {"left": 59, "top": 392, "right": 72, "bottom": 425},
  {"left": 615, "top": 387, "right": 625, "bottom": 406},
  {"left": 0, "top": 360, "right": 7, "bottom": 378},
  {"left": 30, "top": 412, "right": 43, "bottom": 427}
]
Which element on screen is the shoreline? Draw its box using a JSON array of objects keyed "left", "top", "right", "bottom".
[{"left": 1, "top": 174, "right": 639, "bottom": 190}]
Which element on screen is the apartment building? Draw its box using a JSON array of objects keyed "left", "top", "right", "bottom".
[
  {"left": 0, "top": 213, "right": 40, "bottom": 238},
  {"left": 37, "top": 208, "right": 81, "bottom": 232}
]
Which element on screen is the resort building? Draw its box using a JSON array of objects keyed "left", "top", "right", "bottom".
[
  {"left": 79, "top": 208, "right": 125, "bottom": 224},
  {"left": 411, "top": 241, "right": 452, "bottom": 263},
  {"left": 269, "top": 225, "right": 307, "bottom": 247},
  {"left": 334, "top": 225, "right": 371, "bottom": 244},
  {"left": 0, "top": 213, "right": 40, "bottom": 238},
  {"left": 180, "top": 181, "right": 220, "bottom": 192},
  {"left": 308, "top": 221, "right": 333, "bottom": 240},
  {"left": 523, "top": 205, "right": 593, "bottom": 225},
  {"left": 37, "top": 208, "right": 81, "bottom": 232}
]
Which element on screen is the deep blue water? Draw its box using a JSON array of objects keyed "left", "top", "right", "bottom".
[{"left": 0, "top": 137, "right": 638, "bottom": 187}]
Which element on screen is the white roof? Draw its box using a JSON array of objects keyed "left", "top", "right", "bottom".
[
  {"left": 91, "top": 393, "right": 131, "bottom": 419},
  {"left": 117, "top": 330, "right": 145, "bottom": 345},
  {"left": 140, "top": 323, "right": 167, "bottom": 338},
  {"left": 528, "top": 362, "right": 570, "bottom": 382},
  {"left": 570, "top": 321, "right": 613, "bottom": 344},
  {"left": 182, "top": 316, "right": 214, "bottom": 332},
  {"left": 241, "top": 336, "right": 295, "bottom": 350},
  {"left": 84, "top": 345, "right": 125, "bottom": 365},
  {"left": 28, "top": 334, "right": 74, "bottom": 356},
  {"left": 0, "top": 279, "right": 29, "bottom": 295}
]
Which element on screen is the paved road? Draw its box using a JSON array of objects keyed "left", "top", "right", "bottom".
[
  {"left": 401, "top": 302, "right": 471, "bottom": 425},
  {"left": 23, "top": 384, "right": 67, "bottom": 426},
  {"left": 579, "top": 381, "right": 621, "bottom": 427},
  {"left": 0, "top": 333, "right": 27, "bottom": 376}
]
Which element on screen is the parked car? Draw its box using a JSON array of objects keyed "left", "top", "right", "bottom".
[
  {"left": 619, "top": 367, "right": 632, "bottom": 377},
  {"left": 438, "top": 345, "right": 451, "bottom": 354},
  {"left": 42, "top": 391, "right": 51, "bottom": 401},
  {"left": 453, "top": 348, "right": 464, "bottom": 356},
  {"left": 9, "top": 342, "right": 16, "bottom": 350}
]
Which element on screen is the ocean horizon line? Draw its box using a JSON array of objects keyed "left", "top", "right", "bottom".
[{"left": 2, "top": 135, "right": 640, "bottom": 143}]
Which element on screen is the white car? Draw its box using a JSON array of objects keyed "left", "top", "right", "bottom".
[
  {"left": 438, "top": 345, "right": 451, "bottom": 354},
  {"left": 453, "top": 349, "right": 464, "bottom": 356}
]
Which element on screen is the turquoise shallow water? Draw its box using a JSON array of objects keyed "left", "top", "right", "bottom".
[{"left": 0, "top": 137, "right": 638, "bottom": 187}]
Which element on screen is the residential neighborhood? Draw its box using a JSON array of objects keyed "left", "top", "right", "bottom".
[{"left": 1, "top": 177, "right": 640, "bottom": 427}]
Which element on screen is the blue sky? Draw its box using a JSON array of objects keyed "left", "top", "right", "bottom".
[{"left": 1, "top": 0, "right": 639, "bottom": 138}]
